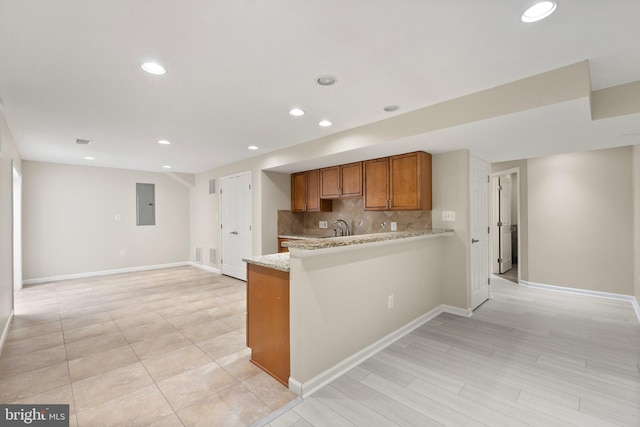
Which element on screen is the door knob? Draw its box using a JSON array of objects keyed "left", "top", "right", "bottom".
[
  {"left": 230, "top": 231, "right": 238, "bottom": 235},
  {"left": 471, "top": 239, "right": 479, "bottom": 243}
]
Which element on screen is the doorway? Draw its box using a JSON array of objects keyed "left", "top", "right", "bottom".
[
  {"left": 13, "top": 163, "right": 22, "bottom": 291},
  {"left": 220, "top": 171, "right": 252, "bottom": 281},
  {"left": 491, "top": 169, "right": 520, "bottom": 283}
]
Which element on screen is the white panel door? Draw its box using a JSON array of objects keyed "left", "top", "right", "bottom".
[
  {"left": 499, "top": 175, "right": 513, "bottom": 273},
  {"left": 470, "top": 156, "right": 490, "bottom": 310},
  {"left": 220, "top": 172, "right": 252, "bottom": 281}
]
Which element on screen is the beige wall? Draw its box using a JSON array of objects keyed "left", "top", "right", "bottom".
[
  {"left": 527, "top": 146, "right": 634, "bottom": 295},
  {"left": 289, "top": 235, "right": 447, "bottom": 386},
  {"left": 22, "top": 161, "right": 190, "bottom": 281},
  {"left": 0, "top": 112, "right": 22, "bottom": 349},
  {"left": 261, "top": 171, "right": 291, "bottom": 254},
  {"left": 431, "top": 150, "right": 470, "bottom": 308}
]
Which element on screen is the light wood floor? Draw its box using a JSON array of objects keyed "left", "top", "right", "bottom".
[
  {"left": 266, "top": 275, "right": 640, "bottom": 427},
  {"left": 0, "top": 266, "right": 297, "bottom": 426}
]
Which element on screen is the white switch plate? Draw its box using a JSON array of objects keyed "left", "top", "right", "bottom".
[
  {"left": 388, "top": 295, "right": 394, "bottom": 309},
  {"left": 115, "top": 214, "right": 121, "bottom": 221},
  {"left": 319, "top": 221, "right": 328, "bottom": 229},
  {"left": 442, "top": 211, "right": 456, "bottom": 221},
  {"left": 120, "top": 249, "right": 126, "bottom": 256},
  {"left": 390, "top": 222, "right": 397, "bottom": 231}
]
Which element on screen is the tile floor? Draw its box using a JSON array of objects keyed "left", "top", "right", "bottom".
[
  {"left": 0, "top": 266, "right": 298, "bottom": 426},
  {"left": 268, "top": 275, "right": 640, "bottom": 426}
]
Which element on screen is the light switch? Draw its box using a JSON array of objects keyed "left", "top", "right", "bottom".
[
  {"left": 391, "top": 222, "right": 397, "bottom": 231},
  {"left": 115, "top": 214, "right": 121, "bottom": 221},
  {"left": 319, "top": 221, "right": 328, "bottom": 229},
  {"left": 442, "top": 211, "right": 456, "bottom": 221}
]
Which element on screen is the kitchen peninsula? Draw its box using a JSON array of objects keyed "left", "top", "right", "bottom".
[{"left": 244, "top": 228, "right": 454, "bottom": 396}]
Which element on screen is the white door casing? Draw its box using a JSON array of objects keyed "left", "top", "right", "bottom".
[
  {"left": 470, "top": 156, "right": 490, "bottom": 310},
  {"left": 220, "top": 171, "right": 252, "bottom": 281},
  {"left": 13, "top": 163, "right": 22, "bottom": 291},
  {"left": 499, "top": 175, "right": 513, "bottom": 273}
]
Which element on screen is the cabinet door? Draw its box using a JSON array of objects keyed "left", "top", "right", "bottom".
[
  {"left": 340, "top": 161, "right": 363, "bottom": 198},
  {"left": 320, "top": 166, "right": 340, "bottom": 199},
  {"left": 390, "top": 151, "right": 432, "bottom": 210},
  {"left": 305, "top": 169, "right": 321, "bottom": 211},
  {"left": 363, "top": 158, "right": 389, "bottom": 210},
  {"left": 305, "top": 170, "right": 332, "bottom": 212},
  {"left": 291, "top": 172, "right": 306, "bottom": 212}
]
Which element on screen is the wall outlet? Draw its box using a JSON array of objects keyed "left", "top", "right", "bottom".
[
  {"left": 319, "top": 221, "right": 328, "bottom": 229},
  {"left": 120, "top": 249, "right": 126, "bottom": 256},
  {"left": 390, "top": 222, "right": 397, "bottom": 231},
  {"left": 442, "top": 211, "right": 456, "bottom": 221},
  {"left": 388, "top": 294, "right": 394, "bottom": 309}
]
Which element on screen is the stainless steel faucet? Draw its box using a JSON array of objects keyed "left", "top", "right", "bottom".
[{"left": 334, "top": 219, "right": 350, "bottom": 236}]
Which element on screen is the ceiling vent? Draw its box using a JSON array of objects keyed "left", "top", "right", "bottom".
[{"left": 75, "top": 139, "right": 91, "bottom": 145}]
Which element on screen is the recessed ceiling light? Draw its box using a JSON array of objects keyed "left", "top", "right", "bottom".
[
  {"left": 157, "top": 140, "right": 171, "bottom": 145},
  {"left": 521, "top": 1, "right": 557, "bottom": 23},
  {"left": 84, "top": 156, "right": 95, "bottom": 160},
  {"left": 289, "top": 108, "right": 305, "bottom": 116},
  {"left": 317, "top": 75, "right": 337, "bottom": 86},
  {"left": 162, "top": 165, "right": 172, "bottom": 169},
  {"left": 384, "top": 105, "right": 400, "bottom": 112},
  {"left": 319, "top": 120, "right": 332, "bottom": 127},
  {"left": 248, "top": 145, "right": 259, "bottom": 150},
  {"left": 141, "top": 62, "right": 166, "bottom": 75}
]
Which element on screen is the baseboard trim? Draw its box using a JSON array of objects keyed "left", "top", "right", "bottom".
[
  {"left": 22, "top": 262, "right": 191, "bottom": 285},
  {"left": 188, "top": 262, "right": 221, "bottom": 275},
  {"left": 520, "top": 280, "right": 640, "bottom": 324},
  {"left": 291, "top": 303, "right": 470, "bottom": 398},
  {"left": 442, "top": 304, "right": 473, "bottom": 318},
  {"left": 0, "top": 310, "right": 14, "bottom": 357}
]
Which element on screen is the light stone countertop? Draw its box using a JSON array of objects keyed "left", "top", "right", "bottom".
[
  {"left": 243, "top": 252, "right": 290, "bottom": 272},
  {"left": 283, "top": 229, "right": 454, "bottom": 250},
  {"left": 244, "top": 229, "right": 454, "bottom": 272}
]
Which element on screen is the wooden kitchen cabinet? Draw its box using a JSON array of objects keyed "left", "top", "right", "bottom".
[
  {"left": 389, "top": 151, "right": 432, "bottom": 210},
  {"left": 291, "top": 170, "right": 332, "bottom": 212},
  {"left": 363, "top": 157, "right": 390, "bottom": 210},
  {"left": 246, "top": 264, "right": 290, "bottom": 386},
  {"left": 277, "top": 237, "right": 289, "bottom": 253},
  {"left": 320, "top": 161, "right": 363, "bottom": 199},
  {"left": 363, "top": 151, "right": 432, "bottom": 211}
]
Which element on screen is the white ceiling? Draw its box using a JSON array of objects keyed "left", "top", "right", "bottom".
[{"left": 1, "top": 0, "right": 639, "bottom": 174}]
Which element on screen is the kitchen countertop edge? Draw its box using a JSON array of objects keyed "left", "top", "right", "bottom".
[
  {"left": 284, "top": 229, "right": 454, "bottom": 251},
  {"left": 244, "top": 229, "right": 454, "bottom": 272}
]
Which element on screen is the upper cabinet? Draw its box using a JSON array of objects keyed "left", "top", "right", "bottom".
[
  {"left": 363, "top": 158, "right": 390, "bottom": 210},
  {"left": 320, "top": 161, "right": 363, "bottom": 199},
  {"left": 292, "top": 151, "right": 431, "bottom": 212},
  {"left": 363, "top": 151, "right": 432, "bottom": 211},
  {"left": 291, "top": 170, "right": 332, "bottom": 212}
]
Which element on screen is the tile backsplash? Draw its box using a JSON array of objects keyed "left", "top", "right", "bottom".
[{"left": 278, "top": 198, "right": 432, "bottom": 237}]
